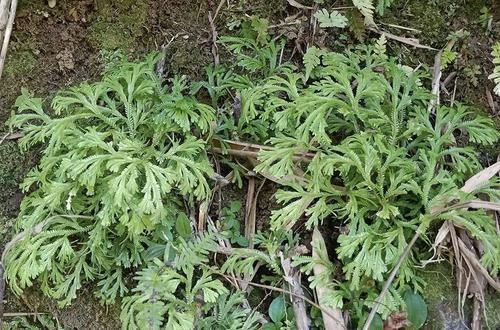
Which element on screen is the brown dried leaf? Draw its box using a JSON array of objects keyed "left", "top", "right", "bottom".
[
  {"left": 461, "top": 161, "right": 500, "bottom": 193},
  {"left": 279, "top": 251, "right": 311, "bottom": 330},
  {"left": 287, "top": 0, "right": 313, "bottom": 9},
  {"left": 384, "top": 311, "right": 409, "bottom": 330},
  {"left": 458, "top": 238, "right": 500, "bottom": 292},
  {"left": 312, "top": 228, "right": 345, "bottom": 330},
  {"left": 457, "top": 200, "right": 500, "bottom": 212}
]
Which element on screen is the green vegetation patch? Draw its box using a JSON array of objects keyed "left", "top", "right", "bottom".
[
  {"left": 4, "top": 23, "right": 500, "bottom": 328},
  {"left": 89, "top": 0, "right": 149, "bottom": 51},
  {"left": 0, "top": 142, "right": 33, "bottom": 247},
  {"left": 3, "top": 50, "right": 38, "bottom": 79}
]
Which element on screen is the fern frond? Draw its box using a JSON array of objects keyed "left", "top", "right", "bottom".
[
  {"left": 314, "top": 9, "right": 348, "bottom": 28},
  {"left": 488, "top": 42, "right": 500, "bottom": 96},
  {"left": 353, "top": 0, "right": 375, "bottom": 25}
]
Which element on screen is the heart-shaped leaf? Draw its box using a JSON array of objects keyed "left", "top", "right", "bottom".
[{"left": 368, "top": 314, "right": 384, "bottom": 330}]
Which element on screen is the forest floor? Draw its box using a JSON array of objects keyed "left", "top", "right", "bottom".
[{"left": 0, "top": 0, "right": 499, "bottom": 329}]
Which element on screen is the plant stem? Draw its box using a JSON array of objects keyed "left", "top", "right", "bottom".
[{"left": 362, "top": 230, "right": 420, "bottom": 330}]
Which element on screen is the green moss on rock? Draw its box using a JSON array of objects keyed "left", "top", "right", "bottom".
[
  {"left": 89, "top": 0, "right": 149, "bottom": 51},
  {"left": 420, "top": 262, "right": 500, "bottom": 329},
  {"left": 3, "top": 49, "right": 38, "bottom": 79},
  {"left": 3, "top": 51, "right": 37, "bottom": 77},
  {"left": 420, "top": 262, "right": 469, "bottom": 330},
  {"left": 0, "top": 142, "right": 31, "bottom": 188}
]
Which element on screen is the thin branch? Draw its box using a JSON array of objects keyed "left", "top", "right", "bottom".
[
  {"left": 368, "top": 27, "right": 436, "bottom": 50},
  {"left": 362, "top": 230, "right": 420, "bottom": 330},
  {"left": 0, "top": 131, "right": 23, "bottom": 145},
  {"left": 217, "top": 271, "right": 347, "bottom": 329},
  {"left": 208, "top": 11, "right": 219, "bottom": 66},
  {"left": 0, "top": 0, "right": 17, "bottom": 79},
  {"left": 428, "top": 50, "right": 442, "bottom": 113}
]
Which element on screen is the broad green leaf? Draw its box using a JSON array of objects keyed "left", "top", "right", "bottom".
[
  {"left": 175, "top": 213, "right": 192, "bottom": 238},
  {"left": 368, "top": 314, "right": 384, "bottom": 330},
  {"left": 404, "top": 290, "right": 427, "bottom": 329},
  {"left": 268, "top": 296, "right": 286, "bottom": 323}
]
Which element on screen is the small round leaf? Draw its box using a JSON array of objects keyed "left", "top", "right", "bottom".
[
  {"left": 368, "top": 314, "right": 384, "bottom": 330},
  {"left": 268, "top": 296, "right": 286, "bottom": 323},
  {"left": 175, "top": 213, "right": 192, "bottom": 238},
  {"left": 404, "top": 290, "right": 428, "bottom": 329}
]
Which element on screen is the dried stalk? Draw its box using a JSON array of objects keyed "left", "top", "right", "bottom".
[
  {"left": 368, "top": 27, "right": 435, "bottom": 50},
  {"left": 244, "top": 176, "right": 256, "bottom": 247},
  {"left": 217, "top": 271, "right": 346, "bottom": 327},
  {"left": 0, "top": 0, "right": 17, "bottom": 79},
  {"left": 312, "top": 229, "right": 345, "bottom": 329},
  {"left": 280, "top": 248, "right": 311, "bottom": 330}
]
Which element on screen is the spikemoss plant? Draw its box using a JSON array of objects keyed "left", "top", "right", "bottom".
[{"left": 5, "top": 28, "right": 500, "bottom": 329}]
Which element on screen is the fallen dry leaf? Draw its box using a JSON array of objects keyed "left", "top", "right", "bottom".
[
  {"left": 312, "top": 228, "right": 346, "bottom": 330},
  {"left": 384, "top": 311, "right": 409, "bottom": 330},
  {"left": 461, "top": 161, "right": 500, "bottom": 193}
]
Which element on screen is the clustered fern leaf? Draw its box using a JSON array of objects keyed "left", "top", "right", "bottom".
[
  {"left": 488, "top": 42, "right": 500, "bottom": 96},
  {"left": 5, "top": 21, "right": 500, "bottom": 329},
  {"left": 208, "top": 35, "right": 499, "bottom": 322},
  {"left": 6, "top": 55, "right": 216, "bottom": 306},
  {"left": 121, "top": 232, "right": 261, "bottom": 329}
]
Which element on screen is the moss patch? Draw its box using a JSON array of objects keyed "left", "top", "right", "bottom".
[
  {"left": 3, "top": 50, "right": 38, "bottom": 79},
  {"left": 485, "top": 291, "right": 500, "bottom": 328},
  {"left": 420, "top": 262, "right": 500, "bottom": 329},
  {"left": 419, "top": 262, "right": 467, "bottom": 330},
  {"left": 89, "top": 0, "right": 149, "bottom": 51}
]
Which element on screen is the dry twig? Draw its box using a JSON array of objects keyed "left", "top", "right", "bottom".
[
  {"left": 208, "top": 11, "right": 219, "bottom": 65},
  {"left": 312, "top": 229, "right": 346, "bottom": 329},
  {"left": 280, "top": 247, "right": 311, "bottom": 330},
  {"left": 428, "top": 50, "right": 443, "bottom": 113},
  {"left": 0, "top": 0, "right": 17, "bottom": 79},
  {"left": 362, "top": 229, "right": 420, "bottom": 330},
  {"left": 244, "top": 176, "right": 256, "bottom": 247},
  {"left": 368, "top": 27, "right": 435, "bottom": 50},
  {"left": 0, "top": 131, "right": 23, "bottom": 145},
  {"left": 217, "top": 271, "right": 347, "bottom": 328}
]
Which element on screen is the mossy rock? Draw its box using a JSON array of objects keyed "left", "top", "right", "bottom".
[{"left": 420, "top": 262, "right": 500, "bottom": 329}]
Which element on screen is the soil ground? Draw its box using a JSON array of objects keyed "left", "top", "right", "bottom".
[{"left": 0, "top": 0, "right": 499, "bottom": 328}]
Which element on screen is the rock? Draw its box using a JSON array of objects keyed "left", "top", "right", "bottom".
[{"left": 420, "top": 262, "right": 500, "bottom": 329}]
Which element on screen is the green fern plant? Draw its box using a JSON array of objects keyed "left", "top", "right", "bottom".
[
  {"left": 488, "top": 42, "right": 500, "bottom": 96},
  {"left": 5, "top": 55, "right": 216, "bottom": 306},
  {"left": 121, "top": 233, "right": 262, "bottom": 329},
  {"left": 222, "top": 40, "right": 499, "bottom": 323},
  {"left": 352, "top": 0, "right": 395, "bottom": 24},
  {"left": 5, "top": 22, "right": 499, "bottom": 330}
]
